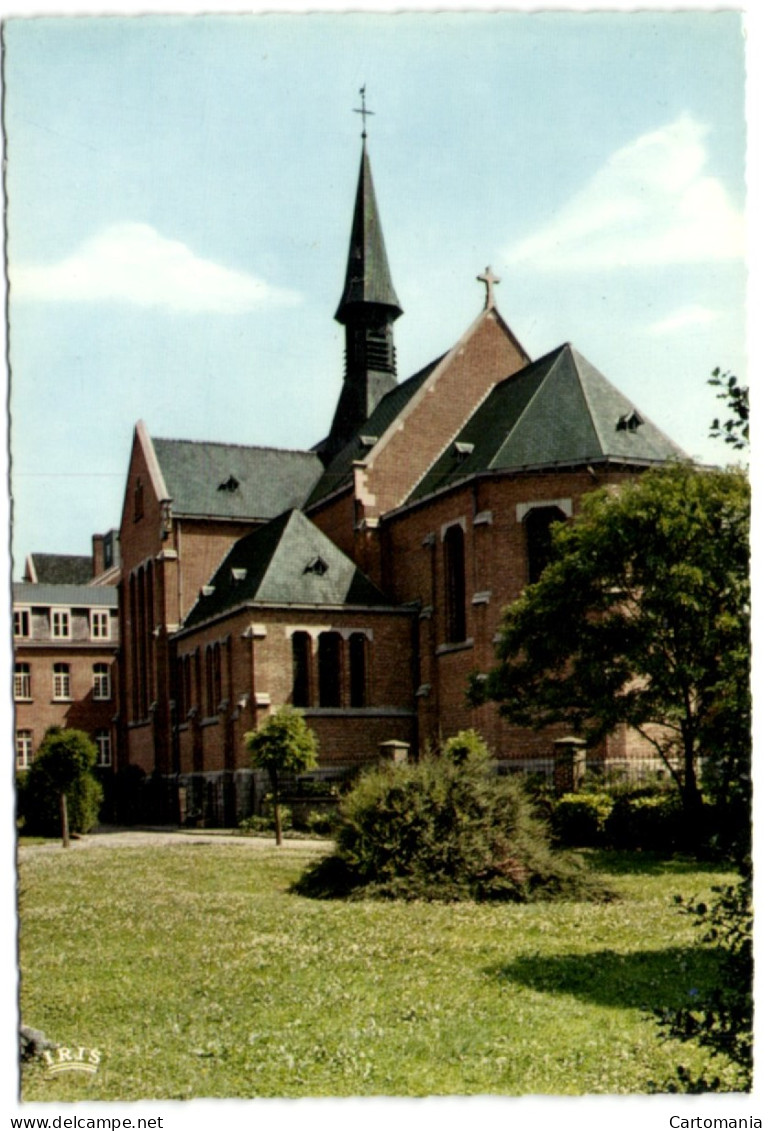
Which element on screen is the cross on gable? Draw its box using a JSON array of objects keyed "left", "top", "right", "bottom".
[{"left": 477, "top": 265, "right": 501, "bottom": 310}]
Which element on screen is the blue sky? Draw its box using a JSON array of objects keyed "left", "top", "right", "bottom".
[{"left": 5, "top": 10, "right": 747, "bottom": 572}]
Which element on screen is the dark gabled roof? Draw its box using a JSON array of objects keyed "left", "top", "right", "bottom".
[
  {"left": 13, "top": 582, "right": 118, "bottom": 607},
  {"left": 335, "top": 143, "right": 402, "bottom": 322},
  {"left": 183, "top": 509, "right": 390, "bottom": 629},
  {"left": 25, "top": 554, "right": 92, "bottom": 585},
  {"left": 151, "top": 437, "right": 324, "bottom": 521},
  {"left": 409, "top": 343, "right": 687, "bottom": 502},
  {"left": 306, "top": 352, "right": 446, "bottom": 508}
]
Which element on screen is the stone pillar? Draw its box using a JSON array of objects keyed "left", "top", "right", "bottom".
[
  {"left": 553, "top": 736, "right": 587, "bottom": 796},
  {"left": 379, "top": 740, "right": 410, "bottom": 764}
]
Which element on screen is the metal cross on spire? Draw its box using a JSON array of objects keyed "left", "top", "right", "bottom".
[
  {"left": 477, "top": 265, "right": 501, "bottom": 310},
  {"left": 353, "top": 85, "right": 374, "bottom": 139}
]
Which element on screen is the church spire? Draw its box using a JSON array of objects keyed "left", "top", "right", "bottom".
[{"left": 323, "top": 94, "right": 402, "bottom": 463}]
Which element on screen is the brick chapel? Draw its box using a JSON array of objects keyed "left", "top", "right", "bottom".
[{"left": 115, "top": 129, "right": 686, "bottom": 822}]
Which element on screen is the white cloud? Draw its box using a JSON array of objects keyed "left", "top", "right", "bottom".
[
  {"left": 504, "top": 115, "right": 745, "bottom": 272},
  {"left": 648, "top": 305, "right": 719, "bottom": 336},
  {"left": 10, "top": 223, "right": 302, "bottom": 313}
]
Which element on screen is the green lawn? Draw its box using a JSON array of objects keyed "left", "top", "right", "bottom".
[{"left": 18, "top": 840, "right": 741, "bottom": 1099}]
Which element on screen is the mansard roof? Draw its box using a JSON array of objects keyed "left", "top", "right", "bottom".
[
  {"left": 150, "top": 436, "right": 324, "bottom": 522},
  {"left": 409, "top": 343, "right": 687, "bottom": 502},
  {"left": 13, "top": 581, "right": 118, "bottom": 608},
  {"left": 24, "top": 553, "right": 92, "bottom": 585},
  {"left": 305, "top": 352, "right": 447, "bottom": 508},
  {"left": 182, "top": 508, "right": 390, "bottom": 630}
]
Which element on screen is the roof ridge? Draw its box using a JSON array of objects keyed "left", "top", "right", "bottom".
[
  {"left": 151, "top": 435, "right": 321, "bottom": 458},
  {"left": 487, "top": 344, "right": 568, "bottom": 467},
  {"left": 567, "top": 345, "right": 607, "bottom": 453}
]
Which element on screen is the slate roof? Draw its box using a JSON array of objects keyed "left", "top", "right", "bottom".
[
  {"left": 409, "top": 344, "right": 687, "bottom": 503},
  {"left": 151, "top": 437, "right": 324, "bottom": 521},
  {"left": 183, "top": 509, "right": 391, "bottom": 630},
  {"left": 335, "top": 143, "right": 402, "bottom": 322},
  {"left": 13, "top": 582, "right": 118, "bottom": 608},
  {"left": 25, "top": 554, "right": 93, "bottom": 585},
  {"left": 306, "top": 353, "right": 447, "bottom": 507}
]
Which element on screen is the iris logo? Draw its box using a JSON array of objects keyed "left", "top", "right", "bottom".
[{"left": 41, "top": 1046, "right": 101, "bottom": 1076}]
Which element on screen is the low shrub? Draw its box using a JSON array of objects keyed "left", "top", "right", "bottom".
[
  {"left": 294, "top": 731, "right": 614, "bottom": 903},
  {"left": 238, "top": 806, "right": 293, "bottom": 836},
  {"left": 605, "top": 792, "right": 683, "bottom": 851},
  {"left": 305, "top": 808, "right": 336, "bottom": 836},
  {"left": 552, "top": 792, "right": 614, "bottom": 846}
]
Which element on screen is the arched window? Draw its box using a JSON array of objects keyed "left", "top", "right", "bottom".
[
  {"left": 444, "top": 524, "right": 467, "bottom": 643},
  {"left": 349, "top": 633, "right": 367, "bottom": 708},
  {"left": 292, "top": 632, "right": 312, "bottom": 707},
  {"left": 53, "top": 663, "right": 71, "bottom": 701},
  {"left": 318, "top": 632, "right": 342, "bottom": 708},
  {"left": 524, "top": 506, "right": 567, "bottom": 584},
  {"left": 14, "top": 663, "right": 31, "bottom": 700},
  {"left": 93, "top": 663, "right": 111, "bottom": 701},
  {"left": 205, "top": 646, "right": 215, "bottom": 717}
]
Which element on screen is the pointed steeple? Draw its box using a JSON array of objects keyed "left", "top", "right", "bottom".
[
  {"left": 323, "top": 127, "right": 403, "bottom": 464},
  {"left": 335, "top": 142, "right": 403, "bottom": 322}
]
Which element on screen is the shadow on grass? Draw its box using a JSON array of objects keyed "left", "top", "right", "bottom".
[
  {"left": 581, "top": 850, "right": 731, "bottom": 877},
  {"left": 489, "top": 945, "right": 723, "bottom": 1013}
]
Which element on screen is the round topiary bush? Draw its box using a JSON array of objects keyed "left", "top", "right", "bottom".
[
  {"left": 18, "top": 727, "right": 103, "bottom": 838},
  {"left": 294, "top": 731, "right": 613, "bottom": 903}
]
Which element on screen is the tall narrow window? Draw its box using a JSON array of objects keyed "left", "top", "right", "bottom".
[
  {"left": 93, "top": 663, "right": 111, "bottom": 701},
  {"left": 91, "top": 609, "right": 111, "bottom": 639},
  {"left": 444, "top": 524, "right": 467, "bottom": 643},
  {"left": 53, "top": 663, "right": 71, "bottom": 701},
  {"left": 51, "top": 609, "right": 71, "bottom": 639},
  {"left": 292, "top": 632, "right": 312, "bottom": 707},
  {"left": 318, "top": 632, "right": 342, "bottom": 708},
  {"left": 524, "top": 506, "right": 567, "bottom": 584},
  {"left": 134, "top": 477, "right": 144, "bottom": 521},
  {"left": 15, "top": 730, "right": 33, "bottom": 771},
  {"left": 213, "top": 643, "right": 222, "bottom": 708},
  {"left": 94, "top": 730, "right": 112, "bottom": 768},
  {"left": 205, "top": 646, "right": 215, "bottom": 716},
  {"left": 349, "top": 633, "right": 367, "bottom": 708},
  {"left": 14, "top": 608, "right": 30, "bottom": 638},
  {"left": 14, "top": 663, "right": 31, "bottom": 700}
]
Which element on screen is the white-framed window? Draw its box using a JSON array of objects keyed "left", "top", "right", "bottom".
[
  {"left": 13, "top": 608, "right": 31, "bottom": 638},
  {"left": 94, "top": 730, "right": 112, "bottom": 768},
  {"left": 90, "top": 609, "right": 111, "bottom": 640},
  {"left": 14, "top": 662, "right": 31, "bottom": 701},
  {"left": 16, "top": 730, "right": 33, "bottom": 771},
  {"left": 51, "top": 608, "right": 71, "bottom": 639},
  {"left": 53, "top": 662, "right": 71, "bottom": 700},
  {"left": 93, "top": 663, "right": 111, "bottom": 701}
]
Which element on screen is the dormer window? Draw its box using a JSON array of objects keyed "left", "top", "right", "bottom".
[
  {"left": 616, "top": 411, "right": 644, "bottom": 433},
  {"left": 304, "top": 556, "right": 329, "bottom": 576},
  {"left": 218, "top": 475, "right": 240, "bottom": 492},
  {"left": 454, "top": 441, "right": 475, "bottom": 459},
  {"left": 231, "top": 568, "right": 247, "bottom": 583}
]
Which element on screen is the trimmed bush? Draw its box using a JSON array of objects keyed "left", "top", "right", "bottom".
[
  {"left": 552, "top": 792, "right": 614, "bottom": 846},
  {"left": 605, "top": 791, "right": 683, "bottom": 851},
  {"left": 294, "top": 731, "right": 613, "bottom": 903},
  {"left": 18, "top": 728, "right": 103, "bottom": 838}
]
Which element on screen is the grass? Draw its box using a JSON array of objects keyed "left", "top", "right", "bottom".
[{"left": 18, "top": 840, "right": 742, "bottom": 1100}]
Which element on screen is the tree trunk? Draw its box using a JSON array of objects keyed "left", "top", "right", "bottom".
[
  {"left": 59, "top": 792, "right": 70, "bottom": 849},
  {"left": 270, "top": 769, "right": 282, "bottom": 847}
]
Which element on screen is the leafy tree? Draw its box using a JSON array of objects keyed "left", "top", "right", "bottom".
[
  {"left": 245, "top": 708, "right": 318, "bottom": 845},
  {"left": 709, "top": 368, "right": 749, "bottom": 452},
  {"left": 294, "top": 731, "right": 613, "bottom": 902},
  {"left": 471, "top": 462, "right": 750, "bottom": 848},
  {"left": 19, "top": 727, "right": 102, "bottom": 846},
  {"left": 653, "top": 865, "right": 753, "bottom": 1092}
]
